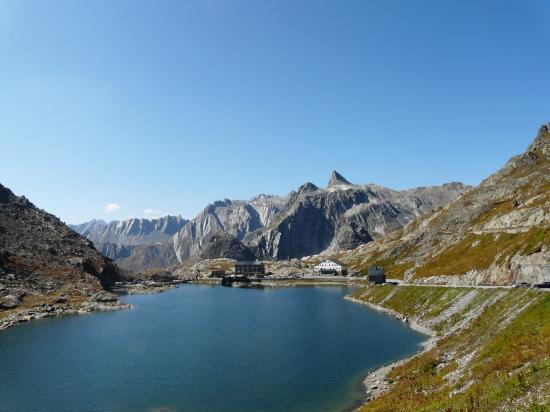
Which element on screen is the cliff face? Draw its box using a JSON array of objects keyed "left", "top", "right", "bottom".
[
  {"left": 339, "top": 124, "right": 550, "bottom": 285},
  {"left": 70, "top": 215, "right": 188, "bottom": 246},
  {"left": 0, "top": 183, "right": 127, "bottom": 317},
  {"left": 71, "top": 195, "right": 286, "bottom": 271},
  {"left": 70, "top": 215, "right": 188, "bottom": 272},
  {"left": 246, "top": 174, "right": 470, "bottom": 260},
  {"left": 172, "top": 195, "right": 286, "bottom": 263},
  {"left": 195, "top": 232, "right": 256, "bottom": 261}
]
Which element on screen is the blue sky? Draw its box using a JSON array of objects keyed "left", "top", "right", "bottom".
[{"left": 1, "top": 0, "right": 549, "bottom": 224}]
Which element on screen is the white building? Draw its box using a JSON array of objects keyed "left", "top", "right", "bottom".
[{"left": 313, "top": 259, "right": 348, "bottom": 276}]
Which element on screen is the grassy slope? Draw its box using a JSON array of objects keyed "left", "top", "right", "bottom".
[
  {"left": 352, "top": 286, "right": 550, "bottom": 411},
  {"left": 336, "top": 127, "right": 550, "bottom": 282}
]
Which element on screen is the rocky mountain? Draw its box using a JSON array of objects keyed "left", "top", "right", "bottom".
[
  {"left": 70, "top": 215, "right": 188, "bottom": 246},
  {"left": 185, "top": 231, "right": 256, "bottom": 264},
  {"left": 0, "top": 183, "right": 128, "bottom": 328},
  {"left": 172, "top": 194, "right": 286, "bottom": 262},
  {"left": 71, "top": 195, "right": 286, "bottom": 271},
  {"left": 69, "top": 215, "right": 188, "bottom": 271},
  {"left": 337, "top": 123, "right": 550, "bottom": 285},
  {"left": 246, "top": 172, "right": 470, "bottom": 259},
  {"left": 100, "top": 242, "right": 178, "bottom": 273},
  {"left": 72, "top": 176, "right": 468, "bottom": 271},
  {"left": 69, "top": 219, "right": 108, "bottom": 238},
  {"left": 70, "top": 175, "right": 469, "bottom": 272}
]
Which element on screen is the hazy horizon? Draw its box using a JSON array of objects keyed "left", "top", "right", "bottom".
[{"left": 2, "top": 0, "right": 550, "bottom": 223}]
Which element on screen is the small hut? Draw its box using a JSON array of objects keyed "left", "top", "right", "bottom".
[{"left": 368, "top": 266, "right": 386, "bottom": 284}]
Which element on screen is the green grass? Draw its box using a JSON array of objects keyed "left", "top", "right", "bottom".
[
  {"left": 353, "top": 286, "right": 550, "bottom": 411},
  {"left": 359, "top": 285, "right": 471, "bottom": 326},
  {"left": 414, "top": 228, "right": 550, "bottom": 278}
]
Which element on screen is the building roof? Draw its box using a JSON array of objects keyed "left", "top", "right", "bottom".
[
  {"left": 318, "top": 258, "right": 347, "bottom": 266},
  {"left": 235, "top": 261, "right": 264, "bottom": 265},
  {"left": 321, "top": 259, "right": 346, "bottom": 266}
]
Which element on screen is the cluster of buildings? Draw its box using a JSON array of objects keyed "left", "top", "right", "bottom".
[
  {"left": 312, "top": 259, "right": 386, "bottom": 284},
  {"left": 210, "top": 258, "right": 386, "bottom": 284}
]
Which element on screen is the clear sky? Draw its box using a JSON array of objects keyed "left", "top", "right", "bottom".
[{"left": 1, "top": 0, "right": 550, "bottom": 224}]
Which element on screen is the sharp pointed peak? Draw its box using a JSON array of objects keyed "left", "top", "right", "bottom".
[
  {"left": 327, "top": 170, "right": 351, "bottom": 188},
  {"left": 298, "top": 182, "right": 319, "bottom": 194}
]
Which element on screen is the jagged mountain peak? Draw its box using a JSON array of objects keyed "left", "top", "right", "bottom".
[
  {"left": 247, "top": 176, "right": 469, "bottom": 259},
  {"left": 0, "top": 184, "right": 31, "bottom": 206},
  {"left": 530, "top": 123, "right": 550, "bottom": 154},
  {"left": 0, "top": 183, "right": 15, "bottom": 203},
  {"left": 327, "top": 171, "right": 352, "bottom": 188},
  {"left": 298, "top": 182, "right": 320, "bottom": 194}
]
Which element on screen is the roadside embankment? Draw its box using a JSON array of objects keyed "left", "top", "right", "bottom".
[{"left": 347, "top": 285, "right": 550, "bottom": 411}]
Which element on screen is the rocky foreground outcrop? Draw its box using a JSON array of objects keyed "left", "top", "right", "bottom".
[
  {"left": 337, "top": 123, "right": 550, "bottom": 285},
  {"left": 0, "top": 183, "right": 129, "bottom": 329}
]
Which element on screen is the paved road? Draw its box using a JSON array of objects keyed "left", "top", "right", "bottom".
[{"left": 385, "top": 279, "right": 550, "bottom": 292}]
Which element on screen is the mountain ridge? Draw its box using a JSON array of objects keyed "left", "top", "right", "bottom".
[
  {"left": 335, "top": 123, "right": 550, "bottom": 285},
  {"left": 71, "top": 177, "right": 470, "bottom": 271},
  {"left": 246, "top": 174, "right": 471, "bottom": 260},
  {"left": 0, "top": 183, "right": 128, "bottom": 328}
]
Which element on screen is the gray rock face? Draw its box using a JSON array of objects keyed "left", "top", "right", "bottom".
[
  {"left": 246, "top": 174, "right": 471, "bottom": 259},
  {"left": 102, "top": 242, "right": 178, "bottom": 273},
  {"left": 71, "top": 174, "right": 468, "bottom": 270},
  {"left": 70, "top": 215, "right": 188, "bottom": 246},
  {"left": 70, "top": 215, "right": 188, "bottom": 272},
  {"left": 72, "top": 195, "right": 286, "bottom": 270},
  {"left": 172, "top": 195, "right": 287, "bottom": 262},
  {"left": 194, "top": 231, "right": 256, "bottom": 261},
  {"left": 327, "top": 170, "right": 352, "bottom": 188},
  {"left": 69, "top": 219, "right": 108, "bottom": 238}
]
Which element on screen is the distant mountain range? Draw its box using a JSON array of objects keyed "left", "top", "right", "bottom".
[
  {"left": 246, "top": 173, "right": 469, "bottom": 259},
  {"left": 71, "top": 174, "right": 469, "bottom": 271},
  {"left": 2, "top": 121, "right": 548, "bottom": 310},
  {"left": 70, "top": 215, "right": 188, "bottom": 245}
]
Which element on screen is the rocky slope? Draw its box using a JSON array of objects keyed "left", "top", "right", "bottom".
[
  {"left": 193, "top": 231, "right": 256, "bottom": 261},
  {"left": 70, "top": 215, "right": 187, "bottom": 271},
  {"left": 349, "top": 285, "right": 550, "bottom": 411},
  {"left": 72, "top": 195, "right": 286, "bottom": 271},
  {"left": 69, "top": 215, "right": 188, "bottom": 269},
  {"left": 172, "top": 194, "right": 286, "bottom": 262},
  {"left": 72, "top": 177, "right": 467, "bottom": 271},
  {"left": 173, "top": 233, "right": 256, "bottom": 278},
  {"left": 106, "top": 242, "right": 179, "bottom": 273},
  {"left": 0, "top": 183, "right": 128, "bottom": 329},
  {"left": 338, "top": 123, "right": 550, "bottom": 285},
  {"left": 246, "top": 172, "right": 470, "bottom": 259},
  {"left": 70, "top": 215, "right": 188, "bottom": 246}
]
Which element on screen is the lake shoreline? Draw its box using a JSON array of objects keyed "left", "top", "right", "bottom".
[
  {"left": 344, "top": 295, "right": 437, "bottom": 405},
  {"left": 1, "top": 282, "right": 429, "bottom": 411},
  {"left": 0, "top": 300, "right": 132, "bottom": 332},
  {"left": 1, "top": 283, "right": 423, "bottom": 412},
  {"left": 1, "top": 279, "right": 357, "bottom": 332}
]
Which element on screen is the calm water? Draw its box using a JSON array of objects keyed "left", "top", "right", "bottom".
[{"left": 0, "top": 285, "right": 425, "bottom": 412}]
